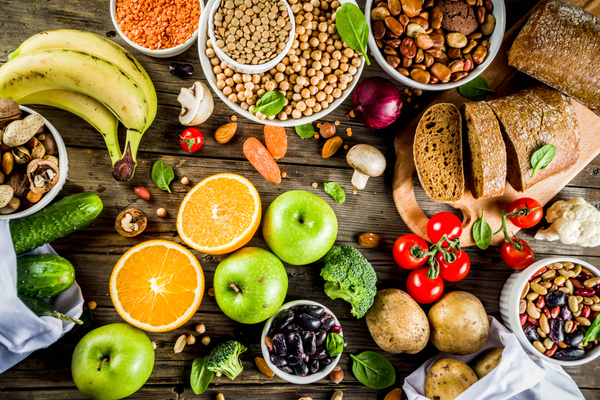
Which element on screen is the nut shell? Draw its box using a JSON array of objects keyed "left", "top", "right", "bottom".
[
  {"left": 27, "top": 159, "right": 59, "bottom": 194},
  {"left": 115, "top": 209, "right": 148, "bottom": 237}
]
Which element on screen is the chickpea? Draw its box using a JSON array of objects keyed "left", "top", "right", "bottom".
[
  {"left": 292, "top": 109, "right": 302, "bottom": 119},
  {"left": 316, "top": 91, "right": 326, "bottom": 102},
  {"left": 265, "top": 80, "right": 277, "bottom": 91},
  {"left": 237, "top": 91, "right": 246, "bottom": 101},
  {"left": 213, "top": 65, "right": 222, "bottom": 74},
  {"left": 292, "top": 92, "right": 303, "bottom": 101},
  {"left": 334, "top": 40, "right": 343, "bottom": 50},
  {"left": 330, "top": 59, "right": 340, "bottom": 69},
  {"left": 324, "top": 85, "right": 333, "bottom": 95},
  {"left": 326, "top": 74, "right": 337, "bottom": 84},
  {"left": 297, "top": 100, "right": 307, "bottom": 111},
  {"left": 241, "top": 102, "right": 249, "bottom": 110},
  {"left": 280, "top": 81, "right": 291, "bottom": 91},
  {"left": 292, "top": 62, "right": 302, "bottom": 72},
  {"left": 313, "top": 61, "right": 322, "bottom": 70},
  {"left": 313, "top": 103, "right": 322, "bottom": 113},
  {"left": 309, "top": 37, "right": 320, "bottom": 47},
  {"left": 211, "top": 58, "right": 220, "bottom": 67},
  {"left": 224, "top": 68, "right": 234, "bottom": 77},
  {"left": 349, "top": 66, "right": 357, "bottom": 75},
  {"left": 301, "top": 88, "right": 310, "bottom": 98},
  {"left": 284, "top": 105, "right": 293, "bottom": 115},
  {"left": 225, "top": 77, "right": 234, "bottom": 87},
  {"left": 351, "top": 57, "right": 362, "bottom": 68},
  {"left": 244, "top": 89, "right": 253, "bottom": 99},
  {"left": 311, "top": 50, "right": 322, "bottom": 61},
  {"left": 296, "top": 25, "right": 306, "bottom": 35},
  {"left": 257, "top": 112, "right": 267, "bottom": 120},
  {"left": 223, "top": 86, "right": 233, "bottom": 96},
  {"left": 321, "top": 100, "right": 329, "bottom": 109},
  {"left": 328, "top": 25, "right": 337, "bottom": 35},
  {"left": 217, "top": 80, "right": 226, "bottom": 90},
  {"left": 318, "top": 32, "right": 328, "bottom": 43},
  {"left": 245, "top": 82, "right": 254, "bottom": 91},
  {"left": 343, "top": 48, "right": 354, "bottom": 58},
  {"left": 322, "top": 66, "right": 332, "bottom": 75},
  {"left": 233, "top": 74, "right": 242, "bottom": 84},
  {"left": 257, "top": 88, "right": 266, "bottom": 97},
  {"left": 316, "top": 70, "right": 325, "bottom": 80},
  {"left": 306, "top": 97, "right": 316, "bottom": 108},
  {"left": 326, "top": 94, "right": 334, "bottom": 103},
  {"left": 318, "top": 22, "right": 328, "bottom": 32},
  {"left": 278, "top": 111, "right": 288, "bottom": 120},
  {"left": 235, "top": 83, "right": 244, "bottom": 93},
  {"left": 252, "top": 74, "right": 261, "bottom": 84},
  {"left": 297, "top": 76, "right": 308, "bottom": 86},
  {"left": 289, "top": 74, "right": 298, "bottom": 84}
]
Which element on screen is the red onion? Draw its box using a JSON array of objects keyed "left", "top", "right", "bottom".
[{"left": 352, "top": 77, "right": 403, "bottom": 129}]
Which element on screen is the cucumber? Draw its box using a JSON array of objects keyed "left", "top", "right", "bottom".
[
  {"left": 19, "top": 295, "right": 83, "bottom": 324},
  {"left": 10, "top": 193, "right": 103, "bottom": 255},
  {"left": 17, "top": 254, "right": 75, "bottom": 298}
]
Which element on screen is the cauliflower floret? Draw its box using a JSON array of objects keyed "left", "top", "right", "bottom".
[{"left": 535, "top": 197, "right": 600, "bottom": 247}]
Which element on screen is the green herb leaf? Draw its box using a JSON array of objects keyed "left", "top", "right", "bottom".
[
  {"left": 458, "top": 76, "right": 496, "bottom": 101},
  {"left": 473, "top": 210, "right": 492, "bottom": 250},
  {"left": 582, "top": 315, "right": 600, "bottom": 346},
  {"left": 252, "top": 91, "right": 285, "bottom": 116},
  {"left": 350, "top": 351, "right": 395, "bottom": 389},
  {"left": 324, "top": 182, "right": 346, "bottom": 204},
  {"left": 151, "top": 160, "right": 174, "bottom": 193},
  {"left": 71, "top": 309, "right": 94, "bottom": 333},
  {"left": 530, "top": 144, "right": 557, "bottom": 178},
  {"left": 190, "top": 357, "right": 215, "bottom": 395},
  {"left": 335, "top": 3, "right": 370, "bottom": 65},
  {"left": 326, "top": 332, "right": 344, "bottom": 357},
  {"left": 295, "top": 123, "right": 318, "bottom": 138}
]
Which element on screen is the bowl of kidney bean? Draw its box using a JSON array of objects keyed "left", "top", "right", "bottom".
[
  {"left": 500, "top": 257, "right": 600, "bottom": 366},
  {"left": 261, "top": 300, "right": 344, "bottom": 383}
]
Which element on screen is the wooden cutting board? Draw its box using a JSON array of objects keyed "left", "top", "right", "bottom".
[{"left": 392, "top": 0, "right": 600, "bottom": 247}]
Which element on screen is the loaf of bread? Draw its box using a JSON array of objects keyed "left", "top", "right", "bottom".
[
  {"left": 462, "top": 102, "right": 506, "bottom": 199},
  {"left": 508, "top": 0, "right": 600, "bottom": 116},
  {"left": 487, "top": 85, "right": 579, "bottom": 192},
  {"left": 414, "top": 103, "right": 464, "bottom": 203}
]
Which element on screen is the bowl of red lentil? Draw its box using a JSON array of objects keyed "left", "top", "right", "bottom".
[{"left": 111, "top": 0, "right": 203, "bottom": 58}]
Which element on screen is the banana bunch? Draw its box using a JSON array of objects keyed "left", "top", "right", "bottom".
[{"left": 0, "top": 30, "right": 157, "bottom": 181}]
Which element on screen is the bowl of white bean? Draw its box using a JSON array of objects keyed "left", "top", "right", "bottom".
[{"left": 198, "top": 0, "right": 365, "bottom": 126}]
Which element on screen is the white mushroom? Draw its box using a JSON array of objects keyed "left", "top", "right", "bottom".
[
  {"left": 177, "top": 81, "right": 214, "bottom": 126},
  {"left": 346, "top": 144, "right": 386, "bottom": 190}
]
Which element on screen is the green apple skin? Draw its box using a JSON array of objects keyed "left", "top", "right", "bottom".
[
  {"left": 71, "top": 323, "right": 155, "bottom": 400},
  {"left": 263, "top": 190, "right": 338, "bottom": 265},
  {"left": 214, "top": 247, "right": 288, "bottom": 324}
]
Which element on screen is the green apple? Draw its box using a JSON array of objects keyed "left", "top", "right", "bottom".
[
  {"left": 72, "top": 323, "right": 154, "bottom": 400},
  {"left": 214, "top": 247, "right": 288, "bottom": 324},
  {"left": 263, "top": 190, "right": 338, "bottom": 265}
]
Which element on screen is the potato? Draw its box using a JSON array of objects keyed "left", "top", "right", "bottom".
[
  {"left": 425, "top": 358, "right": 478, "bottom": 400},
  {"left": 366, "top": 288, "right": 429, "bottom": 354},
  {"left": 471, "top": 347, "right": 503, "bottom": 379},
  {"left": 428, "top": 291, "right": 489, "bottom": 355}
]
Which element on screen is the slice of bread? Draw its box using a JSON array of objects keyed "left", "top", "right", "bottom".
[
  {"left": 462, "top": 101, "right": 507, "bottom": 199},
  {"left": 414, "top": 103, "right": 464, "bottom": 203}
]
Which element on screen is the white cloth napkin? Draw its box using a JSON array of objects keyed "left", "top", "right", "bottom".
[
  {"left": 403, "top": 317, "right": 584, "bottom": 400},
  {"left": 0, "top": 219, "right": 84, "bottom": 374}
]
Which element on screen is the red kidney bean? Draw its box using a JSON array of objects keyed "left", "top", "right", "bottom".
[
  {"left": 528, "top": 316, "right": 540, "bottom": 326},
  {"left": 575, "top": 288, "right": 595, "bottom": 296},
  {"left": 520, "top": 313, "right": 527, "bottom": 326},
  {"left": 572, "top": 279, "right": 583, "bottom": 289},
  {"left": 331, "top": 326, "right": 342, "bottom": 334},
  {"left": 551, "top": 306, "right": 560, "bottom": 319},
  {"left": 530, "top": 267, "right": 547, "bottom": 281},
  {"left": 134, "top": 186, "right": 151, "bottom": 200},
  {"left": 536, "top": 296, "right": 545, "bottom": 309},
  {"left": 542, "top": 307, "right": 551, "bottom": 319},
  {"left": 582, "top": 305, "right": 591, "bottom": 318},
  {"left": 545, "top": 343, "right": 558, "bottom": 357}
]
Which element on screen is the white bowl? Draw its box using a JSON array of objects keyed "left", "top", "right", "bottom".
[
  {"left": 500, "top": 257, "right": 600, "bottom": 367},
  {"left": 0, "top": 106, "right": 69, "bottom": 220},
  {"left": 365, "top": 0, "right": 506, "bottom": 91},
  {"left": 208, "top": 0, "right": 295, "bottom": 74},
  {"left": 198, "top": 0, "right": 365, "bottom": 126},
  {"left": 110, "top": 0, "right": 202, "bottom": 58},
  {"left": 261, "top": 300, "right": 343, "bottom": 384}
]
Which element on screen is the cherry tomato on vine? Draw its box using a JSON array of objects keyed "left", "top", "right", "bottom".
[
  {"left": 436, "top": 249, "right": 470, "bottom": 282},
  {"left": 507, "top": 198, "right": 543, "bottom": 229},
  {"left": 427, "top": 212, "right": 463, "bottom": 245},
  {"left": 393, "top": 234, "right": 429, "bottom": 270},
  {"left": 406, "top": 266, "right": 444, "bottom": 304},
  {"left": 501, "top": 238, "right": 534, "bottom": 270},
  {"left": 180, "top": 128, "right": 204, "bottom": 152}
]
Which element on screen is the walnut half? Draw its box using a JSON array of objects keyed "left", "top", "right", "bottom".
[{"left": 27, "top": 159, "right": 59, "bottom": 195}]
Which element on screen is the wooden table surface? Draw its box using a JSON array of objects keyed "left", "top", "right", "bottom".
[{"left": 1, "top": 0, "right": 600, "bottom": 399}]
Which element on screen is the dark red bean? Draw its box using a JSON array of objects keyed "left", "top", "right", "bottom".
[{"left": 574, "top": 288, "right": 595, "bottom": 296}]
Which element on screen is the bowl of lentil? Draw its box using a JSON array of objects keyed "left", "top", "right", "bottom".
[
  {"left": 365, "top": 0, "right": 505, "bottom": 90},
  {"left": 208, "top": 0, "right": 296, "bottom": 74},
  {"left": 111, "top": 0, "right": 202, "bottom": 58},
  {"left": 500, "top": 257, "right": 600, "bottom": 366},
  {"left": 199, "top": 0, "right": 365, "bottom": 126}
]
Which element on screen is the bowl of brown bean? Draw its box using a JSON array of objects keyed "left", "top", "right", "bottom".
[
  {"left": 198, "top": 0, "right": 366, "bottom": 126},
  {"left": 110, "top": 0, "right": 203, "bottom": 58},
  {"left": 208, "top": 0, "right": 296, "bottom": 74},
  {"left": 500, "top": 257, "right": 600, "bottom": 366},
  {"left": 366, "top": 0, "right": 505, "bottom": 90}
]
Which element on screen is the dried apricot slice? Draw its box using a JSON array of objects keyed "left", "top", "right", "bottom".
[
  {"left": 264, "top": 125, "right": 287, "bottom": 159},
  {"left": 243, "top": 137, "right": 281, "bottom": 184}
]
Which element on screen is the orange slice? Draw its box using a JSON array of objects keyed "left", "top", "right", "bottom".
[
  {"left": 110, "top": 240, "right": 204, "bottom": 332},
  {"left": 176, "top": 173, "right": 261, "bottom": 254}
]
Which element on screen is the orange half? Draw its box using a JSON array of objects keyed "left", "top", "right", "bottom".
[{"left": 110, "top": 240, "right": 204, "bottom": 332}]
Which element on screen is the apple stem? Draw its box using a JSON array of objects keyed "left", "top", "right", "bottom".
[
  {"left": 229, "top": 283, "right": 241, "bottom": 294},
  {"left": 98, "top": 357, "right": 109, "bottom": 371}
]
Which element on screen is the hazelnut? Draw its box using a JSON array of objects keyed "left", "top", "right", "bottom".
[
  {"left": 195, "top": 324, "right": 206, "bottom": 334},
  {"left": 115, "top": 209, "right": 147, "bottom": 237},
  {"left": 88, "top": 301, "right": 97, "bottom": 310},
  {"left": 330, "top": 365, "right": 344, "bottom": 384},
  {"left": 157, "top": 208, "right": 167, "bottom": 218},
  {"left": 320, "top": 122, "right": 336, "bottom": 138},
  {"left": 202, "top": 336, "right": 211, "bottom": 346},
  {"left": 181, "top": 176, "right": 190, "bottom": 185},
  {"left": 186, "top": 335, "right": 196, "bottom": 345},
  {"left": 217, "top": 394, "right": 225, "bottom": 400}
]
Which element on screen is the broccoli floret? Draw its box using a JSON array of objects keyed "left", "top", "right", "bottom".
[
  {"left": 320, "top": 245, "right": 377, "bottom": 318},
  {"left": 206, "top": 340, "right": 247, "bottom": 380}
]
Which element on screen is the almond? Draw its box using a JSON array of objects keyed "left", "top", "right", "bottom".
[
  {"left": 26, "top": 191, "right": 43, "bottom": 204},
  {"left": 383, "top": 388, "right": 402, "bottom": 400},
  {"left": 322, "top": 136, "right": 343, "bottom": 158},
  {"left": 1, "top": 152, "right": 14, "bottom": 175},
  {"left": 255, "top": 356, "right": 274, "bottom": 378},
  {"left": 359, "top": 232, "right": 384, "bottom": 248},
  {"left": 215, "top": 122, "right": 237, "bottom": 144}
]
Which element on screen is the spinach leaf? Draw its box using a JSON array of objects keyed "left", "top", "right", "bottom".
[
  {"left": 326, "top": 332, "right": 344, "bottom": 357},
  {"left": 190, "top": 357, "right": 214, "bottom": 395},
  {"left": 253, "top": 91, "right": 285, "bottom": 116},
  {"left": 335, "top": 3, "right": 370, "bottom": 65},
  {"left": 350, "top": 351, "right": 395, "bottom": 389},
  {"left": 530, "top": 144, "right": 556, "bottom": 178},
  {"left": 458, "top": 76, "right": 496, "bottom": 101},
  {"left": 295, "top": 123, "right": 318, "bottom": 138},
  {"left": 473, "top": 210, "right": 492, "bottom": 250},
  {"left": 582, "top": 315, "right": 600, "bottom": 346},
  {"left": 324, "top": 182, "right": 346, "bottom": 204},
  {"left": 151, "top": 160, "right": 174, "bottom": 193}
]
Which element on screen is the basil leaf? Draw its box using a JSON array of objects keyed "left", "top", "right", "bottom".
[
  {"left": 190, "top": 357, "right": 214, "bottom": 395},
  {"left": 350, "top": 351, "right": 395, "bottom": 389},
  {"left": 326, "top": 332, "right": 344, "bottom": 357},
  {"left": 335, "top": 3, "right": 370, "bottom": 66},
  {"left": 253, "top": 91, "right": 285, "bottom": 116},
  {"left": 295, "top": 123, "right": 318, "bottom": 138},
  {"left": 324, "top": 182, "right": 346, "bottom": 204},
  {"left": 530, "top": 144, "right": 556, "bottom": 178},
  {"left": 582, "top": 315, "right": 600, "bottom": 346},
  {"left": 151, "top": 160, "right": 174, "bottom": 193},
  {"left": 473, "top": 210, "right": 492, "bottom": 250},
  {"left": 458, "top": 76, "right": 496, "bottom": 101}
]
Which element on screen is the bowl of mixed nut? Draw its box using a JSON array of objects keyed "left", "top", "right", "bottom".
[
  {"left": 366, "top": 0, "right": 505, "bottom": 90},
  {"left": 500, "top": 257, "right": 600, "bottom": 366},
  {"left": 0, "top": 103, "right": 68, "bottom": 219}
]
